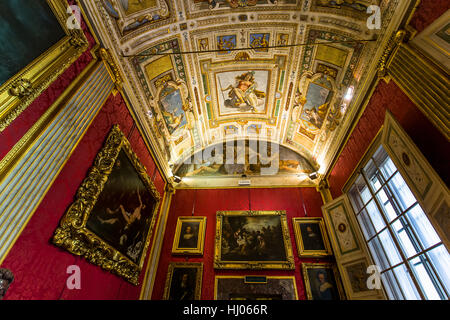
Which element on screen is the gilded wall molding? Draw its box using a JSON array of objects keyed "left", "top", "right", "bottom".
[
  {"left": 385, "top": 42, "right": 450, "bottom": 139},
  {"left": 0, "top": 0, "right": 88, "bottom": 132},
  {"left": 0, "top": 62, "right": 114, "bottom": 265}
]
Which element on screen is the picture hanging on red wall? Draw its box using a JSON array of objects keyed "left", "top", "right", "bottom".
[
  {"left": 52, "top": 125, "right": 161, "bottom": 285},
  {"left": 171, "top": 216, "right": 207, "bottom": 255},
  {"left": 163, "top": 262, "right": 203, "bottom": 300},
  {"left": 214, "top": 210, "right": 295, "bottom": 270}
]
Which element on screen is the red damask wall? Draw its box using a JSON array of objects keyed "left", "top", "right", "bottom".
[
  {"left": 151, "top": 187, "right": 329, "bottom": 300},
  {"left": 328, "top": 0, "right": 450, "bottom": 198},
  {"left": 1, "top": 92, "right": 166, "bottom": 300},
  {"left": 0, "top": 6, "right": 166, "bottom": 298},
  {"left": 328, "top": 80, "right": 449, "bottom": 199}
]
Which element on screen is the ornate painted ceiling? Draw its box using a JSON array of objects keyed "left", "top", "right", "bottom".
[{"left": 81, "top": 0, "right": 412, "bottom": 187}]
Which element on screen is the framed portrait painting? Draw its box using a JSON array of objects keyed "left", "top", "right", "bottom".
[
  {"left": 172, "top": 216, "right": 206, "bottom": 255},
  {"left": 214, "top": 210, "right": 295, "bottom": 270},
  {"left": 52, "top": 125, "right": 161, "bottom": 285},
  {"left": 293, "top": 217, "right": 332, "bottom": 257},
  {"left": 0, "top": 0, "right": 88, "bottom": 131},
  {"left": 302, "top": 263, "right": 345, "bottom": 300},
  {"left": 163, "top": 262, "right": 203, "bottom": 300}
]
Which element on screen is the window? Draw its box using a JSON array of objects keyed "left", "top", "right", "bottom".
[{"left": 348, "top": 145, "right": 450, "bottom": 300}]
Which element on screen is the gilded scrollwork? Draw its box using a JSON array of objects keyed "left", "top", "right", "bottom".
[
  {"left": 52, "top": 125, "right": 161, "bottom": 285},
  {"left": 0, "top": 0, "right": 88, "bottom": 132}
]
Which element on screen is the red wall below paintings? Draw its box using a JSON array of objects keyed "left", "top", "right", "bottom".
[
  {"left": 151, "top": 187, "right": 330, "bottom": 300},
  {"left": 328, "top": 80, "right": 450, "bottom": 199},
  {"left": 1, "top": 92, "right": 166, "bottom": 300}
]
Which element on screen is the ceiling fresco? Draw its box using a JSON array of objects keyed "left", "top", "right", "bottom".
[{"left": 82, "top": 0, "right": 412, "bottom": 187}]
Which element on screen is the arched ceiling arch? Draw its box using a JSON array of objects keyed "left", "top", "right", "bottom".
[{"left": 81, "top": 0, "right": 414, "bottom": 187}]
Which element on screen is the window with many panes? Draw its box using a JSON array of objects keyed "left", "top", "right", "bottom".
[{"left": 348, "top": 145, "right": 450, "bottom": 300}]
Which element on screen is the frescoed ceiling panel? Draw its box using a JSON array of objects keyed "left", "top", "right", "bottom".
[{"left": 81, "top": 0, "right": 411, "bottom": 187}]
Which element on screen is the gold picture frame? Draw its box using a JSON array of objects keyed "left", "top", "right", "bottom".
[
  {"left": 302, "top": 263, "right": 346, "bottom": 300},
  {"left": 214, "top": 276, "right": 298, "bottom": 300},
  {"left": 163, "top": 262, "right": 203, "bottom": 300},
  {"left": 214, "top": 210, "right": 295, "bottom": 270},
  {"left": 0, "top": 0, "right": 88, "bottom": 132},
  {"left": 171, "top": 216, "right": 207, "bottom": 255},
  {"left": 292, "top": 217, "right": 332, "bottom": 257},
  {"left": 52, "top": 125, "right": 161, "bottom": 285}
]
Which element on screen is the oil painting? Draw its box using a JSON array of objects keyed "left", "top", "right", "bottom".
[
  {"left": 172, "top": 217, "right": 207, "bottom": 255},
  {"left": 0, "top": 0, "right": 65, "bottom": 86},
  {"left": 216, "top": 70, "right": 268, "bottom": 115},
  {"left": 215, "top": 276, "right": 298, "bottom": 300},
  {"left": 293, "top": 217, "right": 332, "bottom": 257},
  {"left": 214, "top": 211, "right": 295, "bottom": 269},
  {"left": 302, "top": 263, "right": 345, "bottom": 300},
  {"left": 53, "top": 126, "right": 161, "bottom": 285},
  {"left": 163, "top": 263, "right": 203, "bottom": 300}
]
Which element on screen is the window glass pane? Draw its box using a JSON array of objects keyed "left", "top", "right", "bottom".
[
  {"left": 349, "top": 184, "right": 365, "bottom": 213},
  {"left": 366, "top": 200, "right": 385, "bottom": 232},
  {"left": 392, "top": 264, "right": 422, "bottom": 300},
  {"left": 368, "top": 237, "right": 390, "bottom": 271},
  {"left": 388, "top": 172, "right": 416, "bottom": 211},
  {"left": 376, "top": 147, "right": 396, "bottom": 180},
  {"left": 379, "top": 229, "right": 402, "bottom": 267},
  {"left": 357, "top": 208, "right": 376, "bottom": 240},
  {"left": 405, "top": 204, "right": 441, "bottom": 250},
  {"left": 369, "top": 172, "right": 383, "bottom": 192},
  {"left": 427, "top": 245, "right": 450, "bottom": 297},
  {"left": 359, "top": 184, "right": 372, "bottom": 205},
  {"left": 376, "top": 187, "right": 401, "bottom": 222},
  {"left": 363, "top": 159, "right": 378, "bottom": 180},
  {"left": 392, "top": 218, "right": 419, "bottom": 258},
  {"left": 409, "top": 256, "right": 442, "bottom": 300},
  {"left": 381, "top": 270, "right": 404, "bottom": 300}
]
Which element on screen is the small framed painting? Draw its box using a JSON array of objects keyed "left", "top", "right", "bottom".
[
  {"left": 163, "top": 262, "right": 203, "bottom": 300},
  {"left": 172, "top": 216, "right": 207, "bottom": 255},
  {"left": 292, "top": 217, "right": 332, "bottom": 257},
  {"left": 302, "top": 263, "right": 345, "bottom": 300}
]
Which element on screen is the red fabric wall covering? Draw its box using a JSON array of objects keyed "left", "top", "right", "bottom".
[
  {"left": 409, "top": 0, "right": 449, "bottom": 33},
  {"left": 328, "top": 80, "right": 450, "bottom": 199},
  {"left": 1, "top": 93, "right": 165, "bottom": 300},
  {"left": 0, "top": 3, "right": 96, "bottom": 161},
  {"left": 151, "top": 187, "right": 330, "bottom": 300}
]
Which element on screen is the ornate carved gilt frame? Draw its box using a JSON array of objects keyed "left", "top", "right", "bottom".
[
  {"left": 52, "top": 125, "right": 161, "bottom": 285},
  {"left": 0, "top": 0, "right": 88, "bottom": 132},
  {"left": 214, "top": 210, "right": 295, "bottom": 270},
  {"left": 301, "top": 262, "right": 346, "bottom": 300},
  {"left": 292, "top": 217, "right": 333, "bottom": 258},
  {"left": 171, "top": 216, "right": 207, "bottom": 255},
  {"left": 163, "top": 262, "right": 203, "bottom": 300}
]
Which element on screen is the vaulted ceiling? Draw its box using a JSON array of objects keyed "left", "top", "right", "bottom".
[{"left": 82, "top": 0, "right": 412, "bottom": 187}]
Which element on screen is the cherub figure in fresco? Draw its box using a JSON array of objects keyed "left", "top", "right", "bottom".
[{"left": 221, "top": 71, "right": 266, "bottom": 111}]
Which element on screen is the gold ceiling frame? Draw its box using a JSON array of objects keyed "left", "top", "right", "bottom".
[
  {"left": 52, "top": 125, "right": 161, "bottom": 285},
  {"left": 100, "top": 0, "right": 172, "bottom": 40},
  {"left": 214, "top": 210, "right": 295, "bottom": 270},
  {"left": 201, "top": 56, "right": 286, "bottom": 127},
  {"left": 0, "top": 0, "right": 88, "bottom": 132}
]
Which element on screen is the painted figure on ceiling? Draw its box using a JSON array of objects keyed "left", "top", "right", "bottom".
[{"left": 221, "top": 71, "right": 266, "bottom": 111}]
